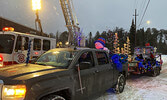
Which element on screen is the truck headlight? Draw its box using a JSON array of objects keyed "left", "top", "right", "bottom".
[{"left": 2, "top": 85, "right": 26, "bottom": 100}]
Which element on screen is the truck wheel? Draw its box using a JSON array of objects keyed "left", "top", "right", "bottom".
[
  {"left": 115, "top": 74, "right": 125, "bottom": 94},
  {"left": 41, "top": 95, "right": 66, "bottom": 100},
  {"left": 156, "top": 67, "right": 160, "bottom": 75},
  {"left": 152, "top": 67, "right": 158, "bottom": 77}
]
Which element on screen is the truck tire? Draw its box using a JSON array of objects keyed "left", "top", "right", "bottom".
[
  {"left": 41, "top": 95, "right": 66, "bottom": 100},
  {"left": 115, "top": 74, "right": 125, "bottom": 94},
  {"left": 151, "top": 67, "right": 158, "bottom": 77},
  {"left": 156, "top": 67, "right": 160, "bottom": 75}
]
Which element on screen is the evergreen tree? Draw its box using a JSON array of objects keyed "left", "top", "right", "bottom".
[
  {"left": 94, "top": 31, "right": 101, "bottom": 41},
  {"left": 56, "top": 31, "right": 59, "bottom": 44},
  {"left": 88, "top": 32, "right": 93, "bottom": 48},
  {"left": 85, "top": 39, "right": 89, "bottom": 47},
  {"left": 145, "top": 28, "right": 152, "bottom": 44},
  {"left": 151, "top": 28, "right": 159, "bottom": 47},
  {"left": 49, "top": 33, "right": 56, "bottom": 38},
  {"left": 129, "top": 19, "right": 135, "bottom": 54},
  {"left": 59, "top": 31, "right": 68, "bottom": 45}
]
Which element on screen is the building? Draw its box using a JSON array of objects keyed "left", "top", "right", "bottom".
[{"left": 0, "top": 16, "right": 47, "bottom": 36}]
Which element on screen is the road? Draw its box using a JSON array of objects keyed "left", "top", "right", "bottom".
[{"left": 96, "top": 55, "right": 167, "bottom": 100}]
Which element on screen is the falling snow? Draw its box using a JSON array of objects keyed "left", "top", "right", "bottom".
[{"left": 96, "top": 55, "right": 167, "bottom": 100}]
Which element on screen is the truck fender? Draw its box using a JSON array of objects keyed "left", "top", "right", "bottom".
[{"left": 36, "top": 87, "right": 71, "bottom": 100}]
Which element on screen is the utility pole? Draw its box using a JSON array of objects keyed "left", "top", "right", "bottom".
[
  {"left": 32, "top": 0, "right": 43, "bottom": 36},
  {"left": 35, "top": 10, "right": 43, "bottom": 34},
  {"left": 133, "top": 9, "right": 138, "bottom": 47}
]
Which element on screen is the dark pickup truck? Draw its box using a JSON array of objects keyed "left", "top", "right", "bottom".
[{"left": 0, "top": 48, "right": 128, "bottom": 100}]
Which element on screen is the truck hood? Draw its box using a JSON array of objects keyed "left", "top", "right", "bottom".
[{"left": 0, "top": 64, "right": 67, "bottom": 81}]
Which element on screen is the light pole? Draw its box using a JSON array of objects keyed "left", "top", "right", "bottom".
[{"left": 32, "top": 0, "right": 43, "bottom": 35}]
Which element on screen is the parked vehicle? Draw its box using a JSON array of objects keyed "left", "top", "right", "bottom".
[
  {"left": 0, "top": 27, "right": 56, "bottom": 67},
  {"left": 0, "top": 48, "right": 128, "bottom": 100},
  {"left": 128, "top": 46, "right": 162, "bottom": 76}
]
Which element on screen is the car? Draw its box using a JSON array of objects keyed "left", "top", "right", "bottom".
[{"left": 0, "top": 48, "right": 128, "bottom": 100}]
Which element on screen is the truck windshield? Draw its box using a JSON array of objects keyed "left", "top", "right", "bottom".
[
  {"left": 0, "top": 34, "right": 15, "bottom": 54},
  {"left": 35, "top": 50, "right": 78, "bottom": 68}
]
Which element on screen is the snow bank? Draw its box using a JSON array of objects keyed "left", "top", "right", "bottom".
[{"left": 162, "top": 55, "right": 167, "bottom": 64}]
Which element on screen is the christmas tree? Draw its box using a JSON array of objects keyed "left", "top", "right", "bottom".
[{"left": 113, "top": 33, "right": 120, "bottom": 54}]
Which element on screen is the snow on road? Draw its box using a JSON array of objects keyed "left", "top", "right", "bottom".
[{"left": 96, "top": 55, "right": 167, "bottom": 100}]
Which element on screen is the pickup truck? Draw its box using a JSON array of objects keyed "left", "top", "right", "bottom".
[{"left": 0, "top": 48, "right": 128, "bottom": 100}]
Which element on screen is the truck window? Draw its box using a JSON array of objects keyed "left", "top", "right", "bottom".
[
  {"left": 79, "top": 51, "right": 94, "bottom": 69},
  {"left": 24, "top": 37, "right": 29, "bottom": 50},
  {"left": 43, "top": 40, "right": 50, "bottom": 51},
  {"left": 33, "top": 38, "right": 41, "bottom": 51},
  {"left": 96, "top": 52, "right": 109, "bottom": 65},
  {"left": 15, "top": 36, "right": 22, "bottom": 51},
  {"left": 0, "top": 34, "right": 15, "bottom": 54}
]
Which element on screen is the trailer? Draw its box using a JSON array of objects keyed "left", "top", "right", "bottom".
[{"left": 128, "top": 46, "right": 163, "bottom": 76}]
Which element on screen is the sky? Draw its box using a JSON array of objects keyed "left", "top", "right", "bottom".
[{"left": 0, "top": 0, "right": 166, "bottom": 36}]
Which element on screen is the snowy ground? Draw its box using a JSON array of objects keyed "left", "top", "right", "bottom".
[{"left": 96, "top": 55, "right": 167, "bottom": 100}]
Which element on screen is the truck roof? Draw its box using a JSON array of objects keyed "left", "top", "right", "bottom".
[{"left": 48, "top": 47, "right": 106, "bottom": 52}]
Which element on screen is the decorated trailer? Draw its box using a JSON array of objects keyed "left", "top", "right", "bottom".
[
  {"left": 128, "top": 46, "right": 163, "bottom": 76},
  {"left": 0, "top": 27, "right": 56, "bottom": 67}
]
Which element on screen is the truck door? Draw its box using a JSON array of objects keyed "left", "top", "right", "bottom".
[
  {"left": 14, "top": 36, "right": 26, "bottom": 64},
  {"left": 74, "top": 51, "right": 97, "bottom": 100},
  {"left": 94, "top": 51, "right": 114, "bottom": 93},
  {"left": 14, "top": 36, "right": 31, "bottom": 64}
]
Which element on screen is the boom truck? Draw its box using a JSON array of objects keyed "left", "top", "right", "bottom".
[
  {"left": 59, "top": 0, "right": 80, "bottom": 46},
  {"left": 0, "top": 0, "right": 80, "bottom": 67}
]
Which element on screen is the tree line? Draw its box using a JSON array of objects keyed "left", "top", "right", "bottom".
[{"left": 49, "top": 22, "right": 167, "bottom": 54}]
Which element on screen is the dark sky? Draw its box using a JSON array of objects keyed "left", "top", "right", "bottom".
[{"left": 0, "top": 0, "right": 166, "bottom": 36}]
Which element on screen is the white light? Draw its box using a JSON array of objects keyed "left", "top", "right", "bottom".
[
  {"left": 53, "top": 51, "right": 60, "bottom": 54},
  {"left": 146, "top": 20, "right": 150, "bottom": 24},
  {"left": 4, "top": 88, "right": 15, "bottom": 95},
  {"left": 32, "top": 0, "right": 41, "bottom": 10}
]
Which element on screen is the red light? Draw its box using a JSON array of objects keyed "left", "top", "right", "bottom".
[
  {"left": 0, "top": 55, "right": 3, "bottom": 62},
  {"left": 35, "top": 52, "right": 38, "bottom": 55},
  {"left": 2, "top": 27, "right": 14, "bottom": 31}
]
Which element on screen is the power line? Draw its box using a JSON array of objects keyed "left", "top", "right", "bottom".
[
  {"left": 138, "top": 0, "right": 151, "bottom": 28},
  {"left": 138, "top": 0, "right": 147, "bottom": 23}
]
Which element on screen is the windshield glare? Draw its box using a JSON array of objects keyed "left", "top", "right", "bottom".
[
  {"left": 0, "top": 34, "right": 15, "bottom": 54},
  {"left": 35, "top": 50, "right": 77, "bottom": 68}
]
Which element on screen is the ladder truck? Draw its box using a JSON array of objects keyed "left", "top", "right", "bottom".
[{"left": 59, "top": 0, "right": 80, "bottom": 46}]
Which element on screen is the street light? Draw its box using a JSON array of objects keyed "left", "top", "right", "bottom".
[
  {"left": 146, "top": 20, "right": 150, "bottom": 25},
  {"left": 32, "top": 0, "right": 41, "bottom": 10},
  {"left": 32, "top": 0, "right": 43, "bottom": 35}
]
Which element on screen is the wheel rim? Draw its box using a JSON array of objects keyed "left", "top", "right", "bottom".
[
  {"left": 119, "top": 76, "right": 125, "bottom": 92},
  {"left": 51, "top": 95, "right": 65, "bottom": 100},
  {"left": 153, "top": 68, "right": 157, "bottom": 76}
]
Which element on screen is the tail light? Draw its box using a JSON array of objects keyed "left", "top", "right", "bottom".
[
  {"left": 0, "top": 55, "right": 3, "bottom": 62},
  {"left": 0, "top": 55, "right": 3, "bottom": 67}
]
